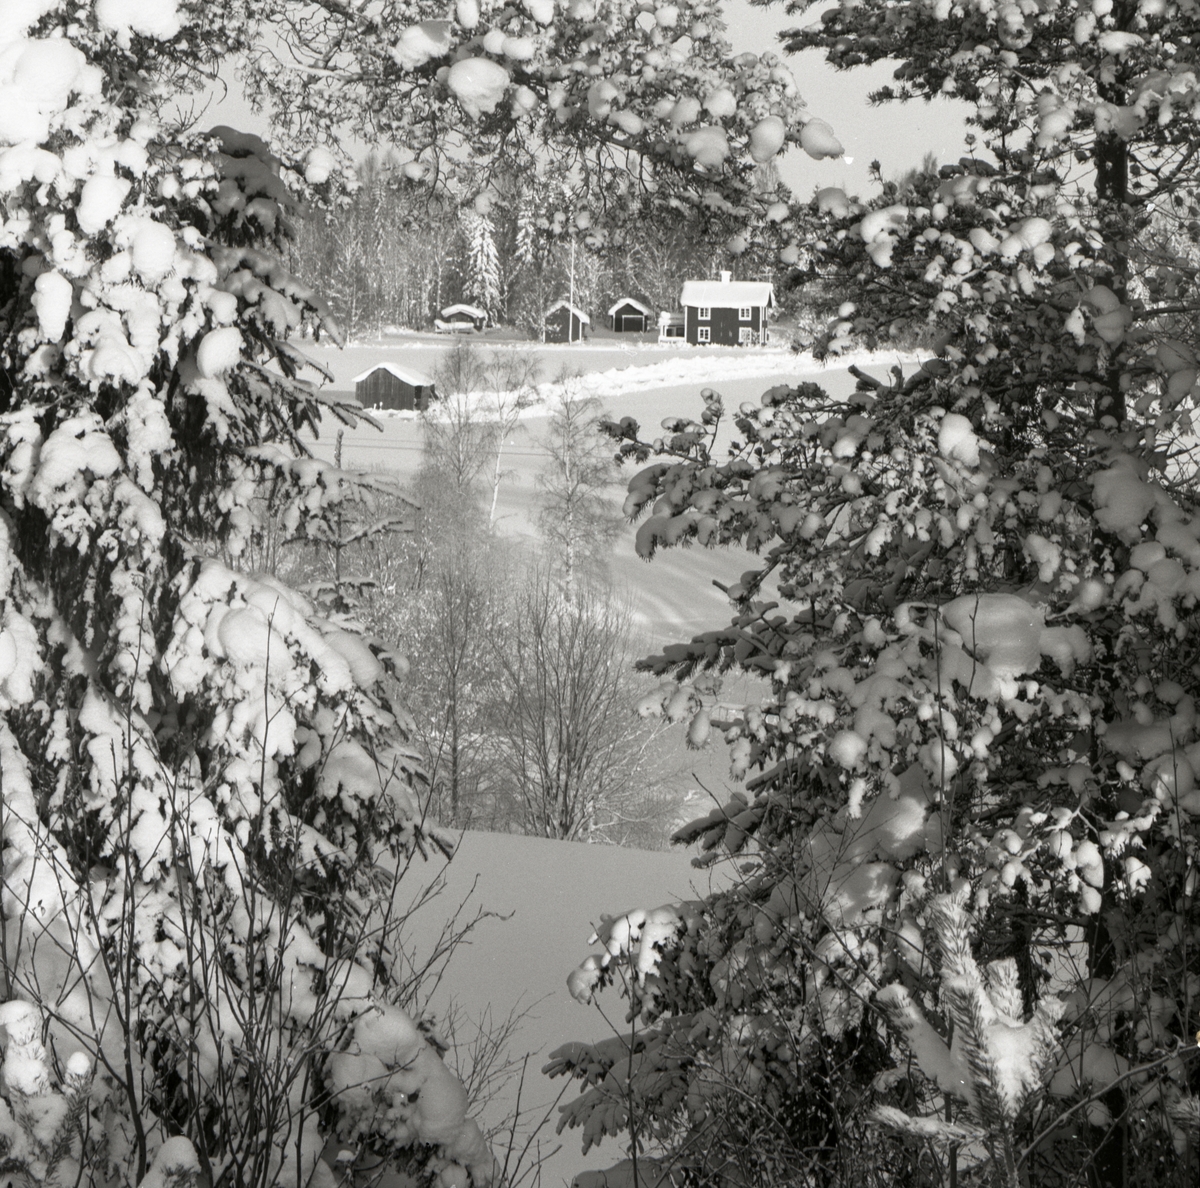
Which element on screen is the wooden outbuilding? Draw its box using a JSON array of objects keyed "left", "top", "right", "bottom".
[
  {"left": 545, "top": 300, "right": 590, "bottom": 344},
  {"left": 607, "top": 297, "right": 652, "bottom": 332},
  {"left": 352, "top": 363, "right": 435, "bottom": 411},
  {"left": 436, "top": 303, "right": 488, "bottom": 333},
  {"left": 679, "top": 271, "right": 774, "bottom": 346}
]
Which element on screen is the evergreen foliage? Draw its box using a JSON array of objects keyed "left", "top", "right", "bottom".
[{"left": 549, "top": 3, "right": 1200, "bottom": 1187}]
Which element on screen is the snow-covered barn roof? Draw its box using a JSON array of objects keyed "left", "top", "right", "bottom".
[
  {"left": 545, "top": 300, "right": 591, "bottom": 323},
  {"left": 607, "top": 297, "right": 652, "bottom": 317},
  {"left": 679, "top": 279, "right": 774, "bottom": 308},
  {"left": 440, "top": 303, "right": 487, "bottom": 319},
  {"left": 352, "top": 362, "right": 434, "bottom": 386}
]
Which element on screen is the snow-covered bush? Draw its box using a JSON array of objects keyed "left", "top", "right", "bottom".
[
  {"left": 550, "top": 3, "right": 1200, "bottom": 1186},
  {"left": 0, "top": 5, "right": 491, "bottom": 1187}
]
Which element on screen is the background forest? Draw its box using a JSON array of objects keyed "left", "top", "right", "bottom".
[{"left": 288, "top": 155, "right": 797, "bottom": 340}]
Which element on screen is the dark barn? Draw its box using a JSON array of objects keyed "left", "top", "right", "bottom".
[
  {"left": 607, "top": 297, "right": 652, "bottom": 332},
  {"left": 545, "top": 300, "right": 590, "bottom": 343},
  {"left": 680, "top": 272, "right": 774, "bottom": 346},
  {"left": 353, "top": 363, "right": 435, "bottom": 411}
]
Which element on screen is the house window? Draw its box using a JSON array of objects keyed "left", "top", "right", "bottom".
[
  {"left": 697, "top": 306, "right": 710, "bottom": 320},
  {"left": 738, "top": 306, "right": 752, "bottom": 321},
  {"left": 738, "top": 327, "right": 754, "bottom": 344},
  {"left": 698, "top": 326, "right": 711, "bottom": 343}
]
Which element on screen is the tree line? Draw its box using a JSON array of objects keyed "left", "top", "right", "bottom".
[{"left": 289, "top": 155, "right": 795, "bottom": 340}]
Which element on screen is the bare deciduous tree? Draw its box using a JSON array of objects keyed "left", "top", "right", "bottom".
[
  {"left": 491, "top": 574, "right": 671, "bottom": 843},
  {"left": 536, "top": 386, "right": 622, "bottom": 599}
]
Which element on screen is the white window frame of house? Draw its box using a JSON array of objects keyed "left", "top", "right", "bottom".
[
  {"left": 738, "top": 327, "right": 754, "bottom": 344},
  {"left": 738, "top": 306, "right": 752, "bottom": 321},
  {"left": 697, "top": 306, "right": 710, "bottom": 320},
  {"left": 697, "top": 326, "right": 711, "bottom": 343}
]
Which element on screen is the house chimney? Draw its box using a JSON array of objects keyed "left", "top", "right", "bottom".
[{"left": 719, "top": 270, "right": 732, "bottom": 283}]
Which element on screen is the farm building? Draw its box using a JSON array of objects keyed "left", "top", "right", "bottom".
[
  {"left": 435, "top": 303, "right": 488, "bottom": 332},
  {"left": 352, "top": 363, "right": 435, "bottom": 411},
  {"left": 679, "top": 271, "right": 774, "bottom": 345},
  {"left": 657, "top": 311, "right": 684, "bottom": 343},
  {"left": 545, "top": 300, "right": 590, "bottom": 344},
  {"left": 607, "top": 297, "right": 652, "bottom": 332}
]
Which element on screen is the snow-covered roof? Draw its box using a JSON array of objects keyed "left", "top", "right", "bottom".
[
  {"left": 607, "top": 297, "right": 652, "bottom": 317},
  {"left": 352, "top": 362, "right": 434, "bottom": 386},
  {"left": 679, "top": 279, "right": 774, "bottom": 308},
  {"left": 546, "top": 300, "right": 591, "bottom": 323},
  {"left": 440, "top": 303, "right": 487, "bottom": 320},
  {"left": 658, "top": 311, "right": 684, "bottom": 326}
]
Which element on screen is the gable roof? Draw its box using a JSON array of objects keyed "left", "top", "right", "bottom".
[
  {"left": 607, "top": 297, "right": 652, "bottom": 317},
  {"left": 679, "top": 279, "right": 774, "bottom": 308},
  {"left": 440, "top": 303, "right": 488, "bottom": 319},
  {"left": 352, "top": 362, "right": 433, "bottom": 386},
  {"left": 545, "top": 300, "right": 591, "bottom": 324}
]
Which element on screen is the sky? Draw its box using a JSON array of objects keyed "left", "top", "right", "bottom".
[
  {"left": 723, "top": 3, "right": 971, "bottom": 197},
  {"left": 200, "top": 1, "right": 970, "bottom": 202}
]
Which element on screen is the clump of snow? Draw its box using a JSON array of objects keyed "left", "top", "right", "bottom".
[
  {"left": 0, "top": 32, "right": 98, "bottom": 145},
  {"left": 502, "top": 36, "right": 535, "bottom": 61},
  {"left": 858, "top": 204, "right": 908, "bottom": 267},
  {"left": 94, "top": 0, "right": 182, "bottom": 42},
  {"left": 10, "top": 36, "right": 89, "bottom": 113},
  {"left": 1091, "top": 455, "right": 1169, "bottom": 542},
  {"left": 938, "top": 412, "right": 981, "bottom": 468},
  {"left": 524, "top": 0, "right": 554, "bottom": 22},
  {"left": 138, "top": 1138, "right": 201, "bottom": 1188},
  {"left": 304, "top": 146, "right": 337, "bottom": 185},
  {"left": 587, "top": 80, "right": 620, "bottom": 119},
  {"left": 31, "top": 270, "right": 73, "bottom": 342},
  {"left": 799, "top": 117, "right": 842, "bottom": 160},
  {"left": 941, "top": 593, "right": 1043, "bottom": 678},
  {"left": 999, "top": 217, "right": 1053, "bottom": 258},
  {"left": 683, "top": 126, "right": 729, "bottom": 169},
  {"left": 446, "top": 57, "right": 510, "bottom": 118},
  {"left": 196, "top": 327, "right": 243, "bottom": 376},
  {"left": 76, "top": 174, "right": 131, "bottom": 234},
  {"left": 391, "top": 21, "right": 452, "bottom": 71},
  {"left": 703, "top": 87, "right": 736, "bottom": 118},
  {"left": 123, "top": 216, "right": 177, "bottom": 283},
  {"left": 749, "top": 116, "right": 786, "bottom": 163},
  {"left": 816, "top": 187, "right": 851, "bottom": 217},
  {"left": 828, "top": 729, "right": 867, "bottom": 769},
  {"left": 609, "top": 108, "right": 642, "bottom": 135}
]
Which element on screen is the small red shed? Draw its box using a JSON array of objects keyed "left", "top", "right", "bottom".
[
  {"left": 545, "top": 300, "right": 590, "bottom": 344},
  {"left": 352, "top": 363, "right": 435, "bottom": 411},
  {"left": 607, "top": 297, "right": 652, "bottom": 332}
]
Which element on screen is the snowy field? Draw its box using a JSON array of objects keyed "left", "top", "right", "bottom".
[
  {"left": 298, "top": 338, "right": 924, "bottom": 646},
  {"left": 398, "top": 830, "right": 731, "bottom": 1188}
]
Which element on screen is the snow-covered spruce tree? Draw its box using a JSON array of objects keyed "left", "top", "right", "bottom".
[
  {"left": 0, "top": 6, "right": 493, "bottom": 1188},
  {"left": 460, "top": 210, "right": 502, "bottom": 322},
  {"left": 546, "top": 3, "right": 1200, "bottom": 1187}
]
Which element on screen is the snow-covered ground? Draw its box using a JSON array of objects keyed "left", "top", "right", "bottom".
[
  {"left": 301, "top": 341, "right": 924, "bottom": 646},
  {"left": 398, "top": 830, "right": 731, "bottom": 1188}
]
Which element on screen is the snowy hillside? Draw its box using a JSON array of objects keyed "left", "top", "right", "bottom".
[{"left": 399, "top": 831, "right": 729, "bottom": 1188}]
